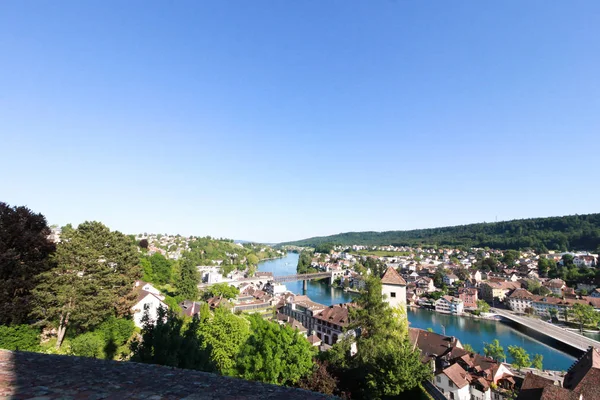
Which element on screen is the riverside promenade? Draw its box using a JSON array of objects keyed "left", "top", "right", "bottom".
[{"left": 493, "top": 308, "right": 600, "bottom": 352}]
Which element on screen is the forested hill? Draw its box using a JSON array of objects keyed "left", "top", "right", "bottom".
[{"left": 281, "top": 213, "right": 600, "bottom": 251}]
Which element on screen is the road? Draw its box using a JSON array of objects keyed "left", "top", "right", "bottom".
[{"left": 493, "top": 308, "right": 600, "bottom": 352}]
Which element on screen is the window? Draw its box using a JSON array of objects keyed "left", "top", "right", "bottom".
[
  {"left": 450, "top": 393, "right": 455, "bottom": 400},
  {"left": 448, "top": 381, "right": 454, "bottom": 388},
  {"left": 436, "top": 376, "right": 441, "bottom": 383},
  {"left": 390, "top": 292, "right": 396, "bottom": 298}
]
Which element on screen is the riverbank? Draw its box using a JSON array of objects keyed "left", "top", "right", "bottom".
[{"left": 407, "top": 307, "right": 576, "bottom": 371}]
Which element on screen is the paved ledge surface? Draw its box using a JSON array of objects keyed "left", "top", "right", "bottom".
[{"left": 0, "top": 350, "right": 332, "bottom": 400}]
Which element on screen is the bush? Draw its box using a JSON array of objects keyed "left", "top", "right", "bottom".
[
  {"left": 0, "top": 325, "right": 40, "bottom": 351},
  {"left": 70, "top": 332, "right": 104, "bottom": 358},
  {"left": 96, "top": 317, "right": 134, "bottom": 345}
]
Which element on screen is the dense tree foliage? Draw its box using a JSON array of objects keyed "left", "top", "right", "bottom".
[
  {"left": 177, "top": 258, "right": 200, "bottom": 300},
  {"left": 296, "top": 250, "right": 316, "bottom": 274},
  {"left": 142, "top": 253, "right": 173, "bottom": 285},
  {"left": 483, "top": 339, "right": 505, "bottom": 361},
  {"left": 131, "top": 305, "right": 211, "bottom": 370},
  {"left": 201, "top": 283, "right": 240, "bottom": 300},
  {"left": 233, "top": 314, "right": 316, "bottom": 385},
  {"left": 32, "top": 222, "right": 141, "bottom": 348},
  {"left": 199, "top": 307, "right": 249, "bottom": 374},
  {"left": 0, "top": 202, "right": 55, "bottom": 325},
  {"left": 0, "top": 324, "right": 41, "bottom": 351},
  {"left": 324, "top": 277, "right": 431, "bottom": 399},
  {"left": 283, "top": 213, "right": 600, "bottom": 251},
  {"left": 532, "top": 354, "right": 544, "bottom": 370},
  {"left": 507, "top": 345, "right": 531, "bottom": 370},
  {"left": 571, "top": 303, "right": 600, "bottom": 332}
]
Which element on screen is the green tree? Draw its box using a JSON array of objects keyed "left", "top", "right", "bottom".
[
  {"left": 502, "top": 250, "right": 520, "bottom": 266},
  {"left": 246, "top": 253, "right": 259, "bottom": 265},
  {"left": 199, "top": 307, "right": 250, "bottom": 374},
  {"left": 483, "top": 339, "right": 505, "bottom": 361},
  {"left": 297, "top": 360, "right": 339, "bottom": 396},
  {"left": 0, "top": 325, "right": 41, "bottom": 351},
  {"left": 177, "top": 258, "right": 200, "bottom": 300},
  {"left": 70, "top": 332, "right": 104, "bottom": 358},
  {"left": 572, "top": 303, "right": 599, "bottom": 332},
  {"left": 0, "top": 202, "right": 55, "bottom": 325},
  {"left": 131, "top": 305, "right": 211, "bottom": 371},
  {"left": 507, "top": 345, "right": 531, "bottom": 370},
  {"left": 297, "top": 251, "right": 315, "bottom": 274},
  {"left": 202, "top": 283, "right": 240, "bottom": 300},
  {"left": 463, "top": 343, "right": 475, "bottom": 353},
  {"left": 477, "top": 300, "right": 491, "bottom": 313},
  {"left": 526, "top": 279, "right": 541, "bottom": 294},
  {"left": 32, "top": 222, "right": 141, "bottom": 348},
  {"left": 562, "top": 254, "right": 574, "bottom": 267},
  {"left": 233, "top": 314, "right": 315, "bottom": 385},
  {"left": 147, "top": 253, "right": 172, "bottom": 285},
  {"left": 338, "top": 277, "right": 432, "bottom": 399},
  {"left": 532, "top": 354, "right": 543, "bottom": 370}
]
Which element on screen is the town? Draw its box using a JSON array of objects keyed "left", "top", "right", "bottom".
[{"left": 129, "top": 233, "right": 600, "bottom": 400}]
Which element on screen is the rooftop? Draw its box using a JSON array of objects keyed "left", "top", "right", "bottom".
[{"left": 0, "top": 350, "right": 332, "bottom": 399}]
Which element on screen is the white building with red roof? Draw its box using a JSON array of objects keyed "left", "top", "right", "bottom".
[{"left": 381, "top": 266, "right": 407, "bottom": 309}]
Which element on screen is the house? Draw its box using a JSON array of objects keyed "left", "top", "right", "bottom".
[
  {"left": 131, "top": 286, "right": 168, "bottom": 328},
  {"left": 563, "top": 346, "right": 600, "bottom": 397},
  {"left": 410, "top": 328, "right": 515, "bottom": 400},
  {"left": 480, "top": 281, "right": 521, "bottom": 302},
  {"left": 281, "top": 295, "right": 327, "bottom": 335},
  {"left": 471, "top": 270, "right": 483, "bottom": 282},
  {"left": 516, "top": 372, "right": 577, "bottom": 400},
  {"left": 507, "top": 289, "right": 536, "bottom": 314},
  {"left": 380, "top": 267, "right": 407, "bottom": 309},
  {"left": 444, "top": 274, "right": 459, "bottom": 286},
  {"left": 276, "top": 312, "right": 308, "bottom": 337},
  {"left": 416, "top": 277, "right": 436, "bottom": 293},
  {"left": 134, "top": 281, "right": 164, "bottom": 300},
  {"left": 435, "top": 296, "right": 464, "bottom": 315},
  {"left": 435, "top": 363, "right": 470, "bottom": 400},
  {"left": 306, "top": 334, "right": 322, "bottom": 347},
  {"left": 591, "top": 288, "right": 600, "bottom": 298},
  {"left": 458, "top": 287, "right": 478, "bottom": 309},
  {"left": 516, "top": 347, "right": 600, "bottom": 399},
  {"left": 179, "top": 300, "right": 203, "bottom": 317},
  {"left": 313, "top": 303, "right": 353, "bottom": 346},
  {"left": 544, "top": 279, "right": 566, "bottom": 296}
]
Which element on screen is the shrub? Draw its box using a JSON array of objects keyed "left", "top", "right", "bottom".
[
  {"left": 70, "top": 332, "right": 104, "bottom": 358},
  {"left": 0, "top": 325, "right": 40, "bottom": 351},
  {"left": 96, "top": 317, "right": 134, "bottom": 345}
]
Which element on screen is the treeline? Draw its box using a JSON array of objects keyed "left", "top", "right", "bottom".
[
  {"left": 0, "top": 202, "right": 143, "bottom": 357},
  {"left": 282, "top": 213, "right": 600, "bottom": 252}
]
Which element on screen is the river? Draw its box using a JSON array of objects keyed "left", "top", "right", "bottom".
[{"left": 258, "top": 253, "right": 576, "bottom": 371}]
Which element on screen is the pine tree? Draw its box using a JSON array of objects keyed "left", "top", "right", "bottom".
[
  {"left": 32, "top": 222, "right": 140, "bottom": 348},
  {"left": 177, "top": 258, "right": 200, "bottom": 300}
]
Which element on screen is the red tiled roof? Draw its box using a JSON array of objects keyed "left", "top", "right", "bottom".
[
  {"left": 441, "top": 363, "right": 469, "bottom": 389},
  {"left": 381, "top": 267, "right": 407, "bottom": 286},
  {"left": 564, "top": 347, "right": 600, "bottom": 396}
]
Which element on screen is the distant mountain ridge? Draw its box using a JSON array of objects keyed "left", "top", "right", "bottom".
[{"left": 280, "top": 213, "right": 600, "bottom": 251}]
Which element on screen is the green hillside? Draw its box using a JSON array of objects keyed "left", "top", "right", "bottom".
[{"left": 281, "top": 213, "right": 600, "bottom": 251}]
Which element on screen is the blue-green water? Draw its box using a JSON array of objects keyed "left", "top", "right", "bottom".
[
  {"left": 258, "top": 253, "right": 576, "bottom": 371},
  {"left": 258, "top": 252, "right": 354, "bottom": 305},
  {"left": 407, "top": 308, "right": 575, "bottom": 371}
]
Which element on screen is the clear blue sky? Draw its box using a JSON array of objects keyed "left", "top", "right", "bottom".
[{"left": 1, "top": 1, "right": 599, "bottom": 243}]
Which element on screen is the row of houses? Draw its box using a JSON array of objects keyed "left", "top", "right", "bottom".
[{"left": 507, "top": 288, "right": 600, "bottom": 317}]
